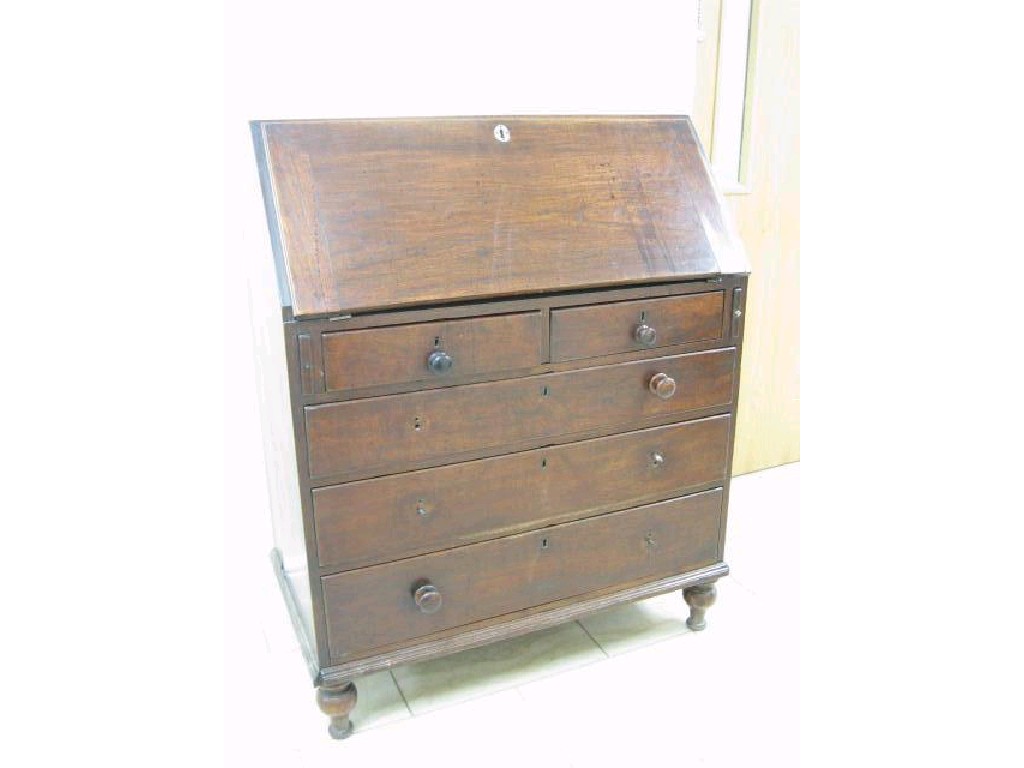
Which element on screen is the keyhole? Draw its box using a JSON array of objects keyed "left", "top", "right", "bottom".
[
  {"left": 433, "top": 336, "right": 441, "bottom": 348},
  {"left": 541, "top": 458, "right": 547, "bottom": 469},
  {"left": 640, "top": 310, "right": 647, "bottom": 322},
  {"left": 542, "top": 386, "right": 549, "bottom": 397},
  {"left": 416, "top": 499, "right": 428, "bottom": 517},
  {"left": 541, "top": 538, "right": 549, "bottom": 549},
  {"left": 494, "top": 124, "right": 510, "bottom": 143},
  {"left": 414, "top": 417, "right": 422, "bottom": 432}
]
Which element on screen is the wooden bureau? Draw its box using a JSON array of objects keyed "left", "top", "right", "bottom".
[{"left": 250, "top": 116, "right": 749, "bottom": 739}]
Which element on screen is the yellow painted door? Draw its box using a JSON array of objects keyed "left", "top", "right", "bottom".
[{"left": 694, "top": 0, "right": 800, "bottom": 474}]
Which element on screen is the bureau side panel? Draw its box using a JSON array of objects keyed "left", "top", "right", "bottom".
[
  {"left": 718, "top": 275, "right": 749, "bottom": 559},
  {"left": 249, "top": 255, "right": 316, "bottom": 654}
]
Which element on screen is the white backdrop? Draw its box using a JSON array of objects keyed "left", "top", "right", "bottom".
[{"left": 224, "top": 0, "right": 699, "bottom": 577}]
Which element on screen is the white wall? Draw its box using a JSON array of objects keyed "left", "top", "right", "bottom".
[
  {"left": 224, "top": 0, "right": 699, "bottom": 595},
  {"left": 226, "top": 1, "right": 696, "bottom": 120}
]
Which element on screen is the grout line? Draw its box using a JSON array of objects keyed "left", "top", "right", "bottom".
[
  {"left": 728, "top": 574, "right": 762, "bottom": 598},
  {"left": 389, "top": 669, "right": 414, "bottom": 716},
  {"left": 575, "top": 620, "right": 610, "bottom": 658}
]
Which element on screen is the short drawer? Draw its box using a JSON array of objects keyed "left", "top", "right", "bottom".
[
  {"left": 305, "top": 348, "right": 736, "bottom": 480},
  {"left": 322, "top": 488, "right": 724, "bottom": 661},
  {"left": 314, "top": 415, "right": 732, "bottom": 571},
  {"left": 322, "top": 312, "right": 543, "bottom": 392},
  {"left": 550, "top": 291, "right": 724, "bottom": 362}
]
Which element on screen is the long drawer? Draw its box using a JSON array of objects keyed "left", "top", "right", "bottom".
[
  {"left": 322, "top": 488, "right": 724, "bottom": 661},
  {"left": 313, "top": 415, "right": 732, "bottom": 571},
  {"left": 305, "top": 348, "right": 736, "bottom": 480}
]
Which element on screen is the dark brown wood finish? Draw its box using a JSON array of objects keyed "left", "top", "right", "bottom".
[
  {"left": 322, "top": 312, "right": 542, "bottom": 392},
  {"left": 322, "top": 489, "right": 724, "bottom": 662},
  {"left": 307, "top": 277, "right": 734, "bottom": 334},
  {"left": 305, "top": 348, "right": 736, "bottom": 481},
  {"left": 250, "top": 117, "right": 750, "bottom": 739},
  {"left": 683, "top": 582, "right": 718, "bottom": 631},
  {"left": 313, "top": 415, "right": 731, "bottom": 572},
  {"left": 316, "top": 682, "right": 357, "bottom": 739},
  {"left": 255, "top": 117, "right": 733, "bottom": 317},
  {"left": 550, "top": 290, "right": 725, "bottom": 361},
  {"left": 320, "top": 563, "right": 728, "bottom": 685}
]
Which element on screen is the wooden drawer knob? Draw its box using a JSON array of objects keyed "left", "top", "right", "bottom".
[
  {"left": 649, "top": 372, "right": 677, "bottom": 399},
  {"left": 427, "top": 350, "right": 453, "bottom": 374},
  {"left": 634, "top": 323, "right": 657, "bottom": 347},
  {"left": 412, "top": 580, "right": 443, "bottom": 613}
]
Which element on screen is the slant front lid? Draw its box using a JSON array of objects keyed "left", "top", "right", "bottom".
[{"left": 252, "top": 116, "right": 747, "bottom": 317}]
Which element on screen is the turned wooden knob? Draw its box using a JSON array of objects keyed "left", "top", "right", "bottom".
[
  {"left": 427, "top": 350, "right": 453, "bottom": 374},
  {"left": 412, "top": 580, "right": 443, "bottom": 613},
  {"left": 649, "top": 372, "right": 676, "bottom": 399},
  {"left": 634, "top": 323, "right": 657, "bottom": 346}
]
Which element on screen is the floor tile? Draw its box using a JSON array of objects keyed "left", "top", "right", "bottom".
[
  {"left": 392, "top": 621, "right": 605, "bottom": 714},
  {"left": 348, "top": 669, "right": 412, "bottom": 731},
  {"left": 578, "top": 589, "right": 691, "bottom": 655},
  {"left": 313, "top": 689, "right": 557, "bottom": 768},
  {"left": 725, "top": 463, "right": 800, "bottom": 597},
  {"left": 238, "top": 463, "right": 800, "bottom": 767},
  {"left": 519, "top": 579, "right": 795, "bottom": 766}
]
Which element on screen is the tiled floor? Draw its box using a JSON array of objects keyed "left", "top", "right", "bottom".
[{"left": 229, "top": 463, "right": 799, "bottom": 766}]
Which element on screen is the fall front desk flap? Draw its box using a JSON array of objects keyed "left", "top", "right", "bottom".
[{"left": 252, "top": 116, "right": 749, "bottom": 318}]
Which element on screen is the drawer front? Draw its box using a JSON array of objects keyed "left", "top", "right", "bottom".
[
  {"left": 305, "top": 348, "right": 736, "bottom": 480},
  {"left": 322, "top": 312, "right": 543, "bottom": 392},
  {"left": 550, "top": 291, "right": 724, "bottom": 362},
  {"left": 322, "top": 489, "right": 723, "bottom": 661},
  {"left": 314, "top": 415, "right": 732, "bottom": 571}
]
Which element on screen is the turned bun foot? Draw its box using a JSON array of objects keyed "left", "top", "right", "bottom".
[
  {"left": 316, "top": 681, "right": 357, "bottom": 739},
  {"left": 683, "top": 582, "right": 718, "bottom": 631}
]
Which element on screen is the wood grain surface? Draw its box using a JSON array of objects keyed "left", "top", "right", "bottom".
[
  {"left": 322, "top": 312, "right": 542, "bottom": 392},
  {"left": 322, "top": 489, "right": 724, "bottom": 661},
  {"left": 304, "top": 348, "right": 736, "bottom": 480},
  {"left": 550, "top": 290, "right": 725, "bottom": 361},
  {"left": 313, "top": 415, "right": 732, "bottom": 571},
  {"left": 255, "top": 117, "right": 745, "bottom": 316}
]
